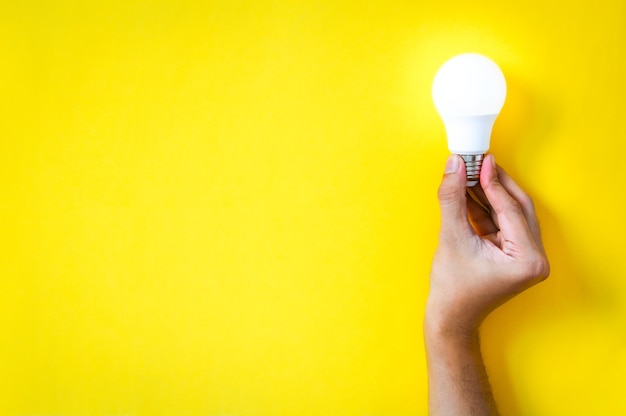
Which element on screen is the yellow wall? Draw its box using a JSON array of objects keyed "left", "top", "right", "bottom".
[{"left": 2, "top": 1, "right": 625, "bottom": 415}]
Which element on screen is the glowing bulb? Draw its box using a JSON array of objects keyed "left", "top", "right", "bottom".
[{"left": 432, "top": 53, "right": 507, "bottom": 186}]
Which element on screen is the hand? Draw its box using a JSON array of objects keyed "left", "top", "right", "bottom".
[{"left": 426, "top": 154, "right": 550, "bottom": 338}]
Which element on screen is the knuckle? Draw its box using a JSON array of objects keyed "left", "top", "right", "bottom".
[
  {"left": 521, "top": 254, "right": 550, "bottom": 282},
  {"left": 509, "top": 198, "right": 525, "bottom": 215},
  {"left": 485, "top": 180, "right": 526, "bottom": 216},
  {"left": 538, "top": 257, "right": 551, "bottom": 280},
  {"left": 495, "top": 196, "right": 524, "bottom": 217}
]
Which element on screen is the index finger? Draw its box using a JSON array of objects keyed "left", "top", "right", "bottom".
[
  {"left": 495, "top": 164, "right": 545, "bottom": 252},
  {"left": 479, "top": 155, "right": 538, "bottom": 252}
]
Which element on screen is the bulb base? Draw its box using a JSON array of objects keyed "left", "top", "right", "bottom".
[{"left": 460, "top": 154, "right": 484, "bottom": 187}]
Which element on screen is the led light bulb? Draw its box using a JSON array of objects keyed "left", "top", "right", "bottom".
[{"left": 432, "top": 53, "right": 507, "bottom": 186}]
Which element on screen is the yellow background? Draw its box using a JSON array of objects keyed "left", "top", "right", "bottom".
[{"left": 1, "top": 1, "right": 625, "bottom": 415}]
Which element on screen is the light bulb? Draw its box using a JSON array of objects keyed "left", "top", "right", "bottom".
[{"left": 432, "top": 53, "right": 507, "bottom": 186}]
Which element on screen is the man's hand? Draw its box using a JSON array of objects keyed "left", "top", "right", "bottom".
[
  {"left": 427, "top": 153, "right": 549, "bottom": 336},
  {"left": 425, "top": 154, "right": 549, "bottom": 416}
]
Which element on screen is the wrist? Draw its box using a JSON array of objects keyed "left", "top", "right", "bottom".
[
  {"left": 425, "top": 295, "right": 482, "bottom": 341},
  {"left": 424, "top": 314, "right": 479, "bottom": 348}
]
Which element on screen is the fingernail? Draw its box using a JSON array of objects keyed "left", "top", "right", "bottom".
[
  {"left": 489, "top": 153, "right": 496, "bottom": 169},
  {"left": 445, "top": 155, "right": 460, "bottom": 174}
]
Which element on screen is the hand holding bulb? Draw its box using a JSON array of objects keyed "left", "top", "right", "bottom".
[
  {"left": 426, "top": 53, "right": 550, "bottom": 416},
  {"left": 428, "top": 53, "right": 550, "bottom": 331},
  {"left": 425, "top": 153, "right": 550, "bottom": 415},
  {"left": 427, "top": 153, "right": 550, "bottom": 334}
]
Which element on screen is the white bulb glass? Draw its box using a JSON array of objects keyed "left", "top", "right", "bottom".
[{"left": 432, "top": 53, "right": 507, "bottom": 186}]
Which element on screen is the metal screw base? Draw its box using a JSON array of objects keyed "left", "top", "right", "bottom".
[{"left": 460, "top": 154, "right": 484, "bottom": 187}]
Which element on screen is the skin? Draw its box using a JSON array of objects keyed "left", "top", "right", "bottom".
[{"left": 425, "top": 154, "right": 550, "bottom": 416}]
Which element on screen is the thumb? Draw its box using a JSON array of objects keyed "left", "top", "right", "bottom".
[{"left": 437, "top": 155, "right": 472, "bottom": 238}]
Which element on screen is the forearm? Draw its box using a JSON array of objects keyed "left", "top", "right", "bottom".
[{"left": 424, "top": 317, "right": 499, "bottom": 416}]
